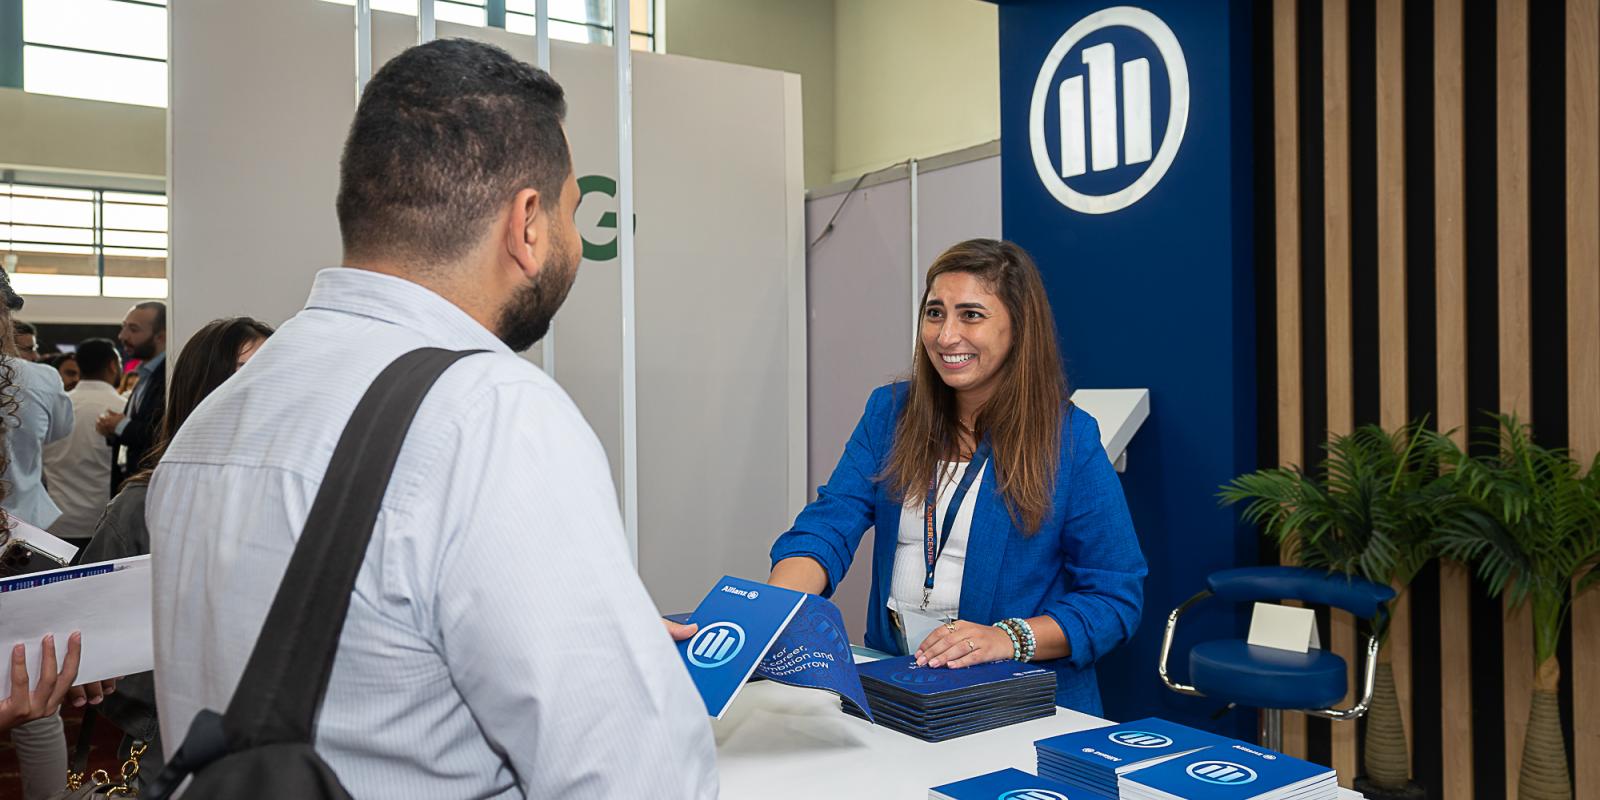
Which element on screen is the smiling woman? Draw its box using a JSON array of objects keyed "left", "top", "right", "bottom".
[{"left": 766, "top": 238, "right": 1148, "bottom": 716}]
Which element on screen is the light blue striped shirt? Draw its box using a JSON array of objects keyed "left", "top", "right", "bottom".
[{"left": 149, "top": 268, "right": 718, "bottom": 798}]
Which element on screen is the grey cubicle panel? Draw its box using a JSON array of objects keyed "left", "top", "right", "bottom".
[
  {"left": 803, "top": 150, "right": 1000, "bottom": 638},
  {"left": 171, "top": 4, "right": 807, "bottom": 615}
]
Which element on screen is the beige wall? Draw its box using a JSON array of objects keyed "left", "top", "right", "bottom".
[
  {"left": 0, "top": 88, "right": 164, "bottom": 178},
  {"left": 832, "top": 0, "right": 997, "bottom": 183},
  {"left": 664, "top": 0, "right": 835, "bottom": 188}
]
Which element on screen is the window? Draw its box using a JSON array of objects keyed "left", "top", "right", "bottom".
[
  {"left": 322, "top": 0, "right": 659, "bottom": 52},
  {"left": 20, "top": 0, "right": 169, "bottom": 108},
  {"left": 1, "top": 183, "right": 168, "bottom": 299}
]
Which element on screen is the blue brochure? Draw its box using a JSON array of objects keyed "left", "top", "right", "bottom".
[
  {"left": 930, "top": 768, "right": 1079, "bottom": 800},
  {"left": 677, "top": 575, "right": 871, "bottom": 720},
  {"left": 1035, "top": 717, "right": 1235, "bottom": 773},
  {"left": 752, "top": 589, "right": 874, "bottom": 720},
  {"left": 1120, "top": 742, "right": 1335, "bottom": 800},
  {"left": 857, "top": 655, "right": 1055, "bottom": 698}
]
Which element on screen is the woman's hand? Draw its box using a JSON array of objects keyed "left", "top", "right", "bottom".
[
  {"left": 0, "top": 632, "right": 82, "bottom": 732},
  {"left": 914, "top": 620, "right": 1014, "bottom": 669}
]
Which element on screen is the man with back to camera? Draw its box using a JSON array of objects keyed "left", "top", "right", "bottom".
[
  {"left": 43, "top": 339, "right": 123, "bottom": 546},
  {"left": 96, "top": 301, "right": 166, "bottom": 489},
  {"left": 146, "top": 39, "right": 718, "bottom": 797}
]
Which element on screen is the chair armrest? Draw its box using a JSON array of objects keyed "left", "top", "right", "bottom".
[{"left": 1157, "top": 589, "right": 1212, "bottom": 697}]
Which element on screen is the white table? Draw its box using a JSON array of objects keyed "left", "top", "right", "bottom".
[{"left": 713, "top": 677, "right": 1108, "bottom": 798}]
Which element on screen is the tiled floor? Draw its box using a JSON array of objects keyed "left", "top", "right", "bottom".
[{"left": 0, "top": 705, "right": 127, "bottom": 797}]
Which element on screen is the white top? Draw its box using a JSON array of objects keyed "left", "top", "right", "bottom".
[
  {"left": 889, "top": 460, "right": 988, "bottom": 620},
  {"left": 43, "top": 379, "right": 124, "bottom": 539},
  {"left": 1, "top": 359, "right": 73, "bottom": 529},
  {"left": 148, "top": 268, "right": 717, "bottom": 799}
]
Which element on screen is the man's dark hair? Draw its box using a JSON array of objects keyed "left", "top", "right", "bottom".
[
  {"left": 13, "top": 321, "right": 35, "bottom": 336},
  {"left": 336, "top": 38, "right": 570, "bottom": 266},
  {"left": 135, "top": 301, "right": 167, "bottom": 334},
  {"left": 75, "top": 338, "right": 121, "bottom": 381}
]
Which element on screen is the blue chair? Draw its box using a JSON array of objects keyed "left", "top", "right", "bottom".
[{"left": 1157, "top": 566, "right": 1396, "bottom": 749}]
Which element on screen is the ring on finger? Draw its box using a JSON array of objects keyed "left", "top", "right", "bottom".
[{"left": 966, "top": 639, "right": 976, "bottom": 652}]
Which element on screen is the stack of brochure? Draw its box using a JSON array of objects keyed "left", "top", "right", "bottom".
[
  {"left": 1034, "top": 718, "right": 1235, "bottom": 798},
  {"left": 1118, "top": 741, "right": 1336, "bottom": 800},
  {"left": 842, "top": 655, "right": 1056, "bottom": 742},
  {"left": 929, "top": 768, "right": 1078, "bottom": 800}
]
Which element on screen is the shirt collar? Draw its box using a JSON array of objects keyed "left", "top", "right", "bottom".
[
  {"left": 303, "top": 267, "right": 513, "bottom": 355},
  {"left": 137, "top": 352, "right": 166, "bottom": 376}
]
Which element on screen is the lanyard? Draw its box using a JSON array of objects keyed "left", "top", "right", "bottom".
[{"left": 921, "top": 440, "right": 990, "bottom": 610}]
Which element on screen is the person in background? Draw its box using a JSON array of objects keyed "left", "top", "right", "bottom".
[
  {"left": 44, "top": 353, "right": 80, "bottom": 392},
  {"left": 97, "top": 302, "right": 166, "bottom": 489},
  {"left": 147, "top": 39, "right": 715, "bottom": 798},
  {"left": 12, "top": 321, "right": 38, "bottom": 362},
  {"left": 1, "top": 322, "right": 72, "bottom": 530},
  {"left": 117, "top": 371, "right": 139, "bottom": 397},
  {"left": 768, "top": 239, "right": 1147, "bottom": 715},
  {"left": 43, "top": 339, "right": 124, "bottom": 546},
  {"left": 79, "top": 317, "right": 272, "bottom": 790}
]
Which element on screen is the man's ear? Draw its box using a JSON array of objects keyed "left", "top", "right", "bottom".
[{"left": 504, "top": 187, "right": 544, "bottom": 279}]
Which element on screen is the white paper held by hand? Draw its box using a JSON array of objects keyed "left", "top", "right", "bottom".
[{"left": 0, "top": 556, "right": 152, "bottom": 698}]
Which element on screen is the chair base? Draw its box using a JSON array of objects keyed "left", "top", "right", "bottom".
[{"left": 1260, "top": 707, "right": 1283, "bottom": 751}]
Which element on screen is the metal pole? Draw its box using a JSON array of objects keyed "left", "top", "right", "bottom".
[
  {"left": 536, "top": 0, "right": 551, "bottom": 68},
  {"left": 355, "top": 0, "right": 372, "bottom": 97},
  {"left": 418, "top": 0, "right": 435, "bottom": 43},
  {"left": 537, "top": 0, "right": 556, "bottom": 377},
  {"left": 614, "top": 0, "right": 638, "bottom": 564},
  {"left": 909, "top": 157, "right": 920, "bottom": 344}
]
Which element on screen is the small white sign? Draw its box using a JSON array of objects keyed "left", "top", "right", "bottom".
[{"left": 1246, "top": 602, "right": 1320, "bottom": 653}]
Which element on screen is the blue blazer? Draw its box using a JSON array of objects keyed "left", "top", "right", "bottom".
[{"left": 770, "top": 382, "right": 1147, "bottom": 715}]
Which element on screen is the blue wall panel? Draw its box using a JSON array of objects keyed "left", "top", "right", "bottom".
[{"left": 996, "top": 0, "right": 1258, "bottom": 740}]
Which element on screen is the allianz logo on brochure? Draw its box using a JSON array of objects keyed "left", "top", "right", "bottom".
[
  {"left": 686, "top": 621, "right": 745, "bottom": 669},
  {"left": 719, "top": 584, "right": 760, "bottom": 600},
  {"left": 998, "top": 791, "right": 1070, "bottom": 800},
  {"left": 1108, "top": 730, "right": 1174, "bottom": 749},
  {"left": 1029, "top": 6, "right": 1190, "bottom": 215},
  {"left": 1186, "top": 760, "right": 1259, "bottom": 786}
]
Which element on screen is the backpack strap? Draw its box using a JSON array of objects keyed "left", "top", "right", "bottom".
[{"left": 222, "top": 347, "right": 485, "bottom": 746}]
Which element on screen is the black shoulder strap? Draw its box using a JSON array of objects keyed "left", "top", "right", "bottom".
[{"left": 222, "top": 347, "right": 485, "bottom": 746}]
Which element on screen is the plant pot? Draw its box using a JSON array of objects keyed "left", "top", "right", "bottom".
[
  {"left": 1517, "top": 658, "right": 1571, "bottom": 800},
  {"left": 1362, "top": 660, "right": 1411, "bottom": 791}
]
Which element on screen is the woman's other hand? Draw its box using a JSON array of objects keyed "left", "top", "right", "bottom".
[
  {"left": 914, "top": 620, "right": 1013, "bottom": 669},
  {"left": 0, "top": 632, "right": 82, "bottom": 731}
]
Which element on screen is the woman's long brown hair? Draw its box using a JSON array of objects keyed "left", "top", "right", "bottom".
[{"left": 881, "top": 239, "right": 1066, "bottom": 534}]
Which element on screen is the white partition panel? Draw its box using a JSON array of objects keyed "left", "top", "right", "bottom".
[{"left": 171, "top": 3, "right": 806, "bottom": 614}]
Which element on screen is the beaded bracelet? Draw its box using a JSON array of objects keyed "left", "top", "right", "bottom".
[
  {"left": 998, "top": 617, "right": 1037, "bottom": 662},
  {"left": 994, "top": 621, "right": 1022, "bottom": 660}
]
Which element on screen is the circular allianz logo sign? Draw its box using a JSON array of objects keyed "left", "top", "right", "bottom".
[
  {"left": 998, "top": 791, "right": 1071, "bottom": 800},
  {"left": 1028, "top": 6, "right": 1190, "bottom": 215},
  {"left": 1185, "top": 761, "right": 1259, "bottom": 785},
  {"left": 1108, "top": 730, "right": 1174, "bottom": 749},
  {"left": 685, "top": 621, "right": 746, "bottom": 669}
]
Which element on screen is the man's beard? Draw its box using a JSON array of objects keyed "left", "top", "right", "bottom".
[
  {"left": 129, "top": 339, "right": 158, "bottom": 360},
  {"left": 496, "top": 235, "right": 579, "bottom": 353}
]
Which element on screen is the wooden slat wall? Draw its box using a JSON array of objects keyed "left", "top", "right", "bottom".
[
  {"left": 1272, "top": 0, "right": 1310, "bottom": 763},
  {"left": 1568, "top": 3, "right": 1599, "bottom": 799},
  {"left": 1434, "top": 1, "right": 1474, "bottom": 797},
  {"left": 1495, "top": 2, "right": 1533, "bottom": 797},
  {"left": 1321, "top": 0, "right": 1359, "bottom": 788},
  {"left": 1374, "top": 0, "right": 1412, "bottom": 770},
  {"left": 1266, "top": 0, "right": 1598, "bottom": 796}
]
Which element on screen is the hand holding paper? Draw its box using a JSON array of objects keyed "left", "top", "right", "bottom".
[{"left": 0, "top": 632, "right": 81, "bottom": 732}]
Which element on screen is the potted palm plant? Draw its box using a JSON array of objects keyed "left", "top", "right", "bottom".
[
  {"left": 1427, "top": 415, "right": 1600, "bottom": 800},
  {"left": 1219, "top": 421, "right": 1446, "bottom": 799}
]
